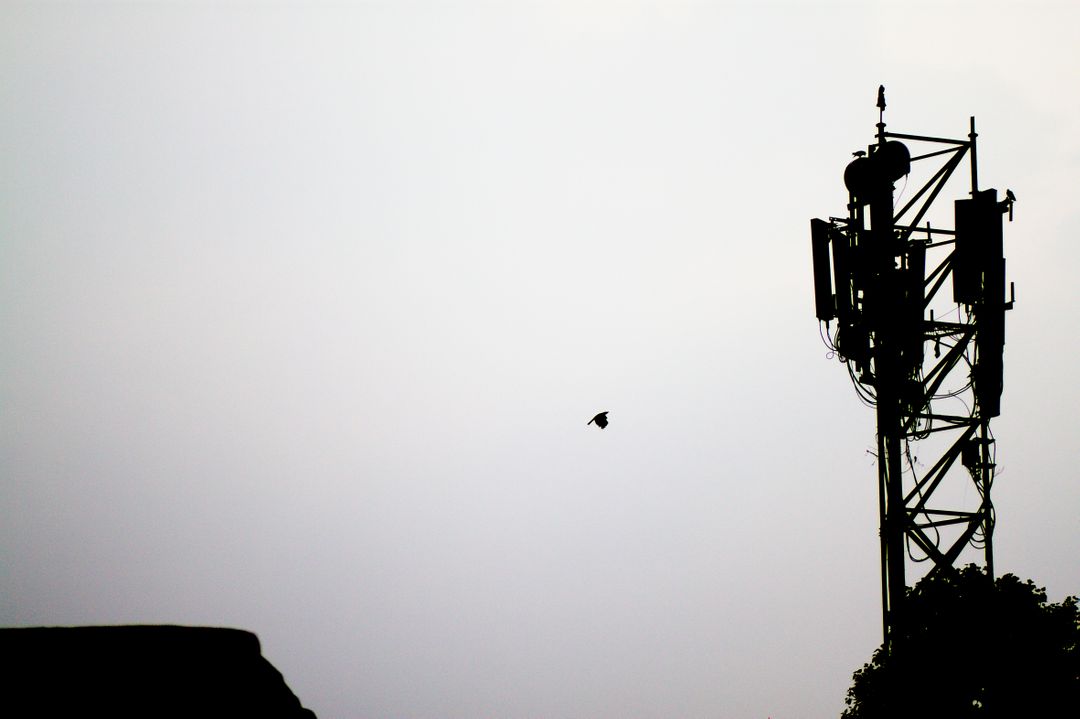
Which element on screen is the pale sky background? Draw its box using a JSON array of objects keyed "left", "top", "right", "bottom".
[{"left": 2, "top": 2, "right": 1079, "bottom": 718}]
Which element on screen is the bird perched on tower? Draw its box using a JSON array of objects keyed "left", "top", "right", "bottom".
[
  {"left": 587, "top": 411, "right": 609, "bottom": 429},
  {"left": 1003, "top": 189, "right": 1017, "bottom": 220}
]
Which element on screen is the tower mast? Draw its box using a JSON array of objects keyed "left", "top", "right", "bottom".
[{"left": 810, "top": 88, "right": 1015, "bottom": 647}]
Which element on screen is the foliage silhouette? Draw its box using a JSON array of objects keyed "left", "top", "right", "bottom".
[{"left": 842, "top": 564, "right": 1079, "bottom": 719}]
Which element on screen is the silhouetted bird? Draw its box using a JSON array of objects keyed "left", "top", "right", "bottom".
[
  {"left": 587, "top": 411, "right": 609, "bottom": 429},
  {"left": 877, "top": 85, "right": 886, "bottom": 111},
  {"left": 998, "top": 189, "right": 1018, "bottom": 217},
  {"left": 1004, "top": 189, "right": 1017, "bottom": 220}
]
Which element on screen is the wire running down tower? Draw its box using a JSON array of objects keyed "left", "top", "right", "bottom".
[{"left": 810, "top": 88, "right": 1016, "bottom": 648}]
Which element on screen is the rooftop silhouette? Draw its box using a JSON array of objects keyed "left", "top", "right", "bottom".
[{"left": 1, "top": 625, "right": 316, "bottom": 718}]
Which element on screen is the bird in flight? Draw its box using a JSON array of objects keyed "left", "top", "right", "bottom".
[{"left": 587, "top": 411, "right": 609, "bottom": 429}]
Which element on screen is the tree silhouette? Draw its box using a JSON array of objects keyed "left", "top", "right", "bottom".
[{"left": 842, "top": 564, "right": 1079, "bottom": 719}]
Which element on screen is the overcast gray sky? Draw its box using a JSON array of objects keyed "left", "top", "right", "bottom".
[{"left": 3, "top": 2, "right": 1078, "bottom": 717}]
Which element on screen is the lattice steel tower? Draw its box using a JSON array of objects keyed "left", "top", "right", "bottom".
[{"left": 810, "top": 88, "right": 1016, "bottom": 647}]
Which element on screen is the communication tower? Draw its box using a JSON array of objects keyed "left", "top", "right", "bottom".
[{"left": 810, "top": 88, "right": 1016, "bottom": 647}]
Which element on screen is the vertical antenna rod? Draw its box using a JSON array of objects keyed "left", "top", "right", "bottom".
[
  {"left": 876, "top": 85, "right": 887, "bottom": 145},
  {"left": 969, "top": 116, "right": 979, "bottom": 195}
]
